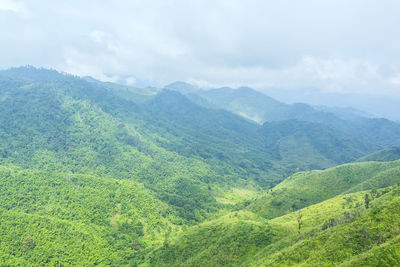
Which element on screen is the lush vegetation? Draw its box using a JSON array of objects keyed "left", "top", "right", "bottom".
[
  {"left": 248, "top": 160, "right": 400, "bottom": 219},
  {"left": 147, "top": 211, "right": 272, "bottom": 266},
  {"left": 250, "top": 185, "right": 400, "bottom": 266},
  {"left": 149, "top": 165, "right": 400, "bottom": 266},
  {"left": 0, "top": 164, "right": 174, "bottom": 265},
  {"left": 179, "top": 84, "right": 400, "bottom": 148},
  {"left": 1, "top": 66, "right": 400, "bottom": 265},
  {"left": 357, "top": 147, "right": 400, "bottom": 162}
]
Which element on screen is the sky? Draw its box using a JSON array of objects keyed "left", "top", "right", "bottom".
[{"left": 1, "top": 0, "right": 400, "bottom": 118}]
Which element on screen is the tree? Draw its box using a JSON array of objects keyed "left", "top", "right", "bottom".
[
  {"left": 297, "top": 213, "right": 303, "bottom": 240},
  {"left": 365, "top": 193, "right": 370, "bottom": 209}
]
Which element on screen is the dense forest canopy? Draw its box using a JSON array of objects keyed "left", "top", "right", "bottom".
[{"left": 1, "top": 67, "right": 400, "bottom": 265}]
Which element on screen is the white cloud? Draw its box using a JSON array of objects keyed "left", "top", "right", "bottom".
[
  {"left": 390, "top": 74, "right": 400, "bottom": 86},
  {"left": 1, "top": 0, "right": 400, "bottom": 101},
  {"left": 125, "top": 77, "right": 137, "bottom": 85},
  {"left": 0, "top": 0, "right": 22, "bottom": 12},
  {"left": 181, "top": 56, "right": 399, "bottom": 97}
]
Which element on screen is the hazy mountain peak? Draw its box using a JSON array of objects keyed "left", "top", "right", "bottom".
[
  {"left": 164, "top": 81, "right": 200, "bottom": 94},
  {"left": 0, "top": 66, "right": 71, "bottom": 82},
  {"left": 313, "top": 105, "right": 375, "bottom": 120},
  {"left": 236, "top": 86, "right": 258, "bottom": 94}
]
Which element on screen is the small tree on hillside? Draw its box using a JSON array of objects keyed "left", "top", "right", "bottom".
[
  {"left": 297, "top": 213, "right": 303, "bottom": 241},
  {"left": 364, "top": 193, "right": 370, "bottom": 209}
]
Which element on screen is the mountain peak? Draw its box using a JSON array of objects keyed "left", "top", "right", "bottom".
[
  {"left": 0, "top": 66, "right": 71, "bottom": 82},
  {"left": 164, "top": 81, "right": 200, "bottom": 94}
]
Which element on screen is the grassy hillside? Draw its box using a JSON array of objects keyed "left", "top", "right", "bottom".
[
  {"left": 145, "top": 211, "right": 272, "bottom": 266},
  {"left": 357, "top": 147, "right": 400, "bottom": 162},
  {"left": 146, "top": 160, "right": 400, "bottom": 266},
  {"left": 248, "top": 160, "right": 400, "bottom": 219},
  {"left": 148, "top": 183, "right": 400, "bottom": 266},
  {"left": 249, "top": 185, "right": 400, "bottom": 266}
]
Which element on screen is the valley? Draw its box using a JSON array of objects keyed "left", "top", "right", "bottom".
[{"left": 1, "top": 67, "right": 400, "bottom": 265}]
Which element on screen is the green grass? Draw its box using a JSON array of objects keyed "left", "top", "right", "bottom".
[
  {"left": 248, "top": 160, "right": 400, "bottom": 219},
  {"left": 357, "top": 147, "right": 400, "bottom": 162},
  {"left": 145, "top": 210, "right": 272, "bottom": 266},
  {"left": 249, "top": 185, "right": 400, "bottom": 266},
  {"left": 147, "top": 160, "right": 400, "bottom": 266}
]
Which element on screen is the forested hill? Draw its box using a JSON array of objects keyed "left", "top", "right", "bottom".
[
  {"left": 0, "top": 67, "right": 395, "bottom": 214},
  {"left": 0, "top": 67, "right": 385, "bottom": 190},
  {"left": 1, "top": 66, "right": 400, "bottom": 265},
  {"left": 147, "top": 160, "right": 400, "bottom": 266},
  {"left": 168, "top": 82, "right": 400, "bottom": 148}
]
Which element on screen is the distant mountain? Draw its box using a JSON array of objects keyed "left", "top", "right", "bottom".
[
  {"left": 83, "top": 76, "right": 158, "bottom": 103},
  {"left": 197, "top": 86, "right": 288, "bottom": 123},
  {"left": 357, "top": 147, "right": 400, "bottom": 162},
  {"left": 164, "top": 81, "right": 200, "bottom": 94},
  {"left": 0, "top": 67, "right": 380, "bottom": 194},
  {"left": 259, "top": 120, "right": 377, "bottom": 169},
  {"left": 0, "top": 65, "right": 72, "bottom": 82},
  {"left": 143, "top": 89, "right": 378, "bottom": 183},
  {"left": 166, "top": 83, "right": 369, "bottom": 126},
  {"left": 313, "top": 105, "right": 374, "bottom": 120},
  {"left": 165, "top": 82, "right": 400, "bottom": 149}
]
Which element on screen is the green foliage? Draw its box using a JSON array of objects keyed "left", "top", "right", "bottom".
[
  {"left": 0, "top": 73, "right": 223, "bottom": 222},
  {"left": 146, "top": 211, "right": 273, "bottom": 266},
  {"left": 249, "top": 185, "right": 400, "bottom": 266},
  {"left": 260, "top": 119, "right": 376, "bottom": 166},
  {"left": 2, "top": 67, "right": 400, "bottom": 266},
  {"left": 248, "top": 160, "right": 400, "bottom": 219},
  {"left": 357, "top": 146, "right": 400, "bottom": 162},
  {"left": 0, "top": 164, "right": 174, "bottom": 265},
  {"left": 192, "top": 85, "right": 400, "bottom": 148}
]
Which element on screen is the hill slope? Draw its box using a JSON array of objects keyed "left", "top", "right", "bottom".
[
  {"left": 168, "top": 82, "right": 400, "bottom": 148},
  {"left": 0, "top": 164, "right": 174, "bottom": 265},
  {"left": 148, "top": 163, "right": 400, "bottom": 266},
  {"left": 248, "top": 160, "right": 400, "bottom": 219},
  {"left": 249, "top": 185, "right": 400, "bottom": 266},
  {"left": 2, "top": 67, "right": 400, "bottom": 265},
  {"left": 357, "top": 147, "right": 400, "bottom": 162}
]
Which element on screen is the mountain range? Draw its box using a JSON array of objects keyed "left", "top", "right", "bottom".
[{"left": 1, "top": 66, "right": 400, "bottom": 265}]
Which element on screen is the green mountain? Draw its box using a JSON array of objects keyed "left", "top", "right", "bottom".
[
  {"left": 259, "top": 120, "right": 377, "bottom": 170},
  {"left": 194, "top": 86, "right": 343, "bottom": 124},
  {"left": 314, "top": 105, "right": 374, "bottom": 120},
  {"left": 170, "top": 83, "right": 400, "bottom": 149},
  {"left": 164, "top": 81, "right": 200, "bottom": 95},
  {"left": 249, "top": 185, "right": 400, "bottom": 266},
  {"left": 0, "top": 67, "right": 376, "bottom": 192},
  {"left": 248, "top": 160, "right": 400, "bottom": 219},
  {"left": 198, "top": 86, "right": 288, "bottom": 123},
  {"left": 357, "top": 147, "right": 400, "bottom": 162},
  {"left": 1, "top": 67, "right": 400, "bottom": 265},
  {"left": 148, "top": 160, "right": 400, "bottom": 266}
]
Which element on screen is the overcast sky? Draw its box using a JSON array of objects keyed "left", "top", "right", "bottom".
[{"left": 1, "top": 0, "right": 400, "bottom": 117}]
